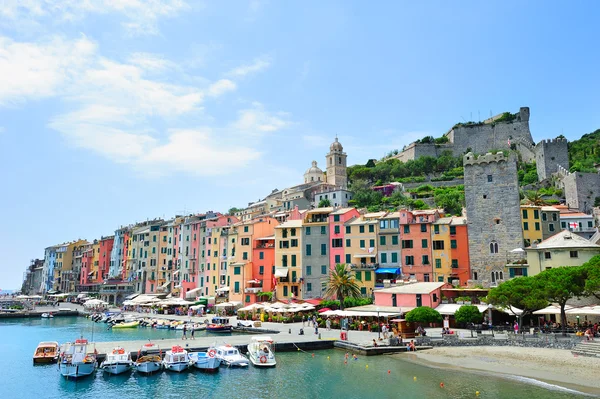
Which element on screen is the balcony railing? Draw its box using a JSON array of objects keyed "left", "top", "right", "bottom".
[
  {"left": 245, "top": 287, "right": 261, "bottom": 294},
  {"left": 349, "top": 263, "right": 379, "bottom": 270}
]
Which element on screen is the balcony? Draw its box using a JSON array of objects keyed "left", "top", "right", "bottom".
[
  {"left": 349, "top": 263, "right": 379, "bottom": 270},
  {"left": 244, "top": 287, "right": 261, "bottom": 294},
  {"left": 256, "top": 243, "right": 274, "bottom": 249}
]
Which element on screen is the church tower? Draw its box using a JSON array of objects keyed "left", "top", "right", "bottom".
[{"left": 326, "top": 137, "right": 347, "bottom": 189}]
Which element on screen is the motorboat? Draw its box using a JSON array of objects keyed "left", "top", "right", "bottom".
[
  {"left": 100, "top": 347, "right": 134, "bottom": 375},
  {"left": 33, "top": 341, "right": 59, "bottom": 364},
  {"left": 41, "top": 313, "right": 53, "bottom": 318},
  {"left": 188, "top": 347, "right": 221, "bottom": 372},
  {"left": 59, "top": 338, "right": 97, "bottom": 379},
  {"left": 206, "top": 317, "right": 232, "bottom": 333},
  {"left": 162, "top": 345, "right": 190, "bottom": 372},
  {"left": 215, "top": 344, "right": 248, "bottom": 367},
  {"left": 134, "top": 343, "right": 162, "bottom": 374},
  {"left": 247, "top": 336, "right": 276, "bottom": 367},
  {"left": 112, "top": 320, "right": 140, "bottom": 329}
]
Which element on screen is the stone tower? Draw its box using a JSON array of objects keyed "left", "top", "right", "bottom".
[
  {"left": 534, "top": 137, "right": 569, "bottom": 181},
  {"left": 463, "top": 152, "right": 524, "bottom": 287},
  {"left": 326, "top": 137, "right": 347, "bottom": 189}
]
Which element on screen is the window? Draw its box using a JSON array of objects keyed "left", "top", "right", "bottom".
[
  {"left": 346, "top": 254, "right": 351, "bottom": 264},
  {"left": 403, "top": 225, "right": 410, "bottom": 234},
  {"left": 589, "top": 221, "right": 594, "bottom": 228},
  {"left": 435, "top": 259, "right": 441, "bottom": 269},
  {"left": 291, "top": 228, "right": 296, "bottom": 236},
  {"left": 380, "top": 236, "right": 386, "bottom": 246},
  {"left": 420, "top": 224, "right": 427, "bottom": 232},
  {"left": 423, "top": 274, "right": 430, "bottom": 282},
  {"left": 523, "top": 222, "right": 529, "bottom": 231},
  {"left": 544, "top": 252, "right": 551, "bottom": 259},
  {"left": 241, "top": 237, "right": 250, "bottom": 245},
  {"left": 535, "top": 222, "right": 540, "bottom": 231},
  {"left": 282, "top": 255, "right": 288, "bottom": 266},
  {"left": 402, "top": 240, "right": 413, "bottom": 249},
  {"left": 306, "top": 265, "right": 312, "bottom": 275},
  {"left": 561, "top": 221, "right": 566, "bottom": 229},
  {"left": 405, "top": 256, "right": 414, "bottom": 265},
  {"left": 420, "top": 239, "right": 427, "bottom": 249},
  {"left": 283, "top": 286, "right": 288, "bottom": 297},
  {"left": 432, "top": 241, "right": 444, "bottom": 250},
  {"left": 282, "top": 229, "right": 288, "bottom": 238},
  {"left": 234, "top": 266, "right": 241, "bottom": 275},
  {"left": 473, "top": 271, "right": 478, "bottom": 280},
  {"left": 522, "top": 209, "right": 528, "bottom": 219},
  {"left": 542, "top": 213, "right": 547, "bottom": 221},
  {"left": 391, "top": 252, "right": 398, "bottom": 263},
  {"left": 346, "top": 239, "right": 351, "bottom": 247},
  {"left": 570, "top": 251, "right": 579, "bottom": 258},
  {"left": 334, "top": 215, "right": 340, "bottom": 222},
  {"left": 242, "top": 252, "right": 248, "bottom": 260},
  {"left": 306, "top": 244, "right": 311, "bottom": 256},
  {"left": 291, "top": 255, "right": 297, "bottom": 267},
  {"left": 332, "top": 239, "right": 343, "bottom": 248},
  {"left": 359, "top": 225, "right": 365, "bottom": 233},
  {"left": 355, "top": 271, "right": 362, "bottom": 281},
  {"left": 305, "top": 227, "right": 311, "bottom": 235},
  {"left": 381, "top": 253, "right": 387, "bottom": 263},
  {"left": 534, "top": 210, "right": 539, "bottom": 219},
  {"left": 292, "top": 271, "right": 297, "bottom": 282},
  {"left": 346, "top": 226, "right": 351, "bottom": 234},
  {"left": 449, "top": 226, "right": 456, "bottom": 235},
  {"left": 552, "top": 213, "right": 557, "bottom": 221},
  {"left": 360, "top": 287, "right": 367, "bottom": 295},
  {"left": 487, "top": 174, "right": 493, "bottom": 182},
  {"left": 392, "top": 236, "right": 398, "bottom": 245},
  {"left": 334, "top": 225, "right": 340, "bottom": 234},
  {"left": 280, "top": 241, "right": 289, "bottom": 249},
  {"left": 369, "top": 239, "right": 375, "bottom": 248},
  {"left": 244, "top": 226, "right": 249, "bottom": 233},
  {"left": 434, "top": 225, "right": 439, "bottom": 234},
  {"left": 234, "top": 282, "right": 240, "bottom": 293},
  {"left": 321, "top": 265, "right": 327, "bottom": 274},
  {"left": 321, "top": 244, "right": 327, "bottom": 255},
  {"left": 369, "top": 225, "right": 374, "bottom": 233},
  {"left": 438, "top": 276, "right": 444, "bottom": 282},
  {"left": 307, "top": 283, "right": 312, "bottom": 292},
  {"left": 489, "top": 242, "right": 499, "bottom": 254},
  {"left": 365, "top": 271, "right": 371, "bottom": 281},
  {"left": 451, "top": 259, "right": 458, "bottom": 268},
  {"left": 259, "top": 266, "right": 264, "bottom": 275},
  {"left": 321, "top": 226, "right": 326, "bottom": 235},
  {"left": 549, "top": 223, "right": 555, "bottom": 232},
  {"left": 335, "top": 255, "right": 341, "bottom": 264},
  {"left": 422, "top": 255, "right": 429, "bottom": 265},
  {"left": 360, "top": 239, "right": 365, "bottom": 248}
]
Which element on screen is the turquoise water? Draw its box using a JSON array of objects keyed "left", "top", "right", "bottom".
[{"left": 0, "top": 317, "right": 589, "bottom": 399}]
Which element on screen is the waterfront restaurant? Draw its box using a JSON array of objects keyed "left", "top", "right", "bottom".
[{"left": 373, "top": 281, "right": 449, "bottom": 308}]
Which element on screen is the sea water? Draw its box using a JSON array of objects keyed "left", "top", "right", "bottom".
[{"left": 0, "top": 317, "right": 589, "bottom": 399}]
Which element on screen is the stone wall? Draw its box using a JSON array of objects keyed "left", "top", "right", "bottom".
[
  {"left": 535, "top": 137, "right": 569, "bottom": 180},
  {"left": 557, "top": 168, "right": 600, "bottom": 212},
  {"left": 418, "top": 335, "right": 579, "bottom": 350},
  {"left": 463, "top": 152, "right": 524, "bottom": 287},
  {"left": 393, "top": 142, "right": 455, "bottom": 163}
]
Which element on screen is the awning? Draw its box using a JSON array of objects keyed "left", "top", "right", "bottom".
[
  {"left": 230, "top": 262, "right": 246, "bottom": 266},
  {"left": 88, "top": 272, "right": 94, "bottom": 276},
  {"left": 186, "top": 288, "right": 202, "bottom": 298},
  {"left": 160, "top": 281, "right": 171, "bottom": 289},
  {"left": 375, "top": 268, "right": 400, "bottom": 274},
  {"left": 173, "top": 270, "right": 180, "bottom": 276},
  {"left": 125, "top": 293, "right": 139, "bottom": 300},
  {"left": 275, "top": 268, "right": 289, "bottom": 277},
  {"left": 354, "top": 253, "right": 377, "bottom": 258},
  {"left": 247, "top": 279, "right": 261, "bottom": 284},
  {"left": 215, "top": 287, "right": 230, "bottom": 293}
]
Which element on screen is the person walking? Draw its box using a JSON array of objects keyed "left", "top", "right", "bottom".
[
  {"left": 326, "top": 318, "right": 331, "bottom": 331},
  {"left": 182, "top": 324, "right": 187, "bottom": 340},
  {"left": 302, "top": 315, "right": 306, "bottom": 327},
  {"left": 190, "top": 325, "right": 195, "bottom": 340}
]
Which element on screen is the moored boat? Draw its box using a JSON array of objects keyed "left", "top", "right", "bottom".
[
  {"left": 188, "top": 347, "right": 221, "bottom": 372},
  {"left": 206, "top": 317, "right": 232, "bottom": 333},
  {"left": 247, "top": 336, "right": 276, "bottom": 367},
  {"left": 59, "top": 338, "right": 97, "bottom": 379},
  {"left": 215, "top": 344, "right": 248, "bottom": 367},
  {"left": 134, "top": 343, "right": 162, "bottom": 374},
  {"left": 100, "top": 347, "right": 134, "bottom": 375},
  {"left": 41, "top": 313, "right": 53, "bottom": 318},
  {"left": 162, "top": 345, "right": 190, "bottom": 372},
  {"left": 33, "top": 341, "right": 59, "bottom": 364}
]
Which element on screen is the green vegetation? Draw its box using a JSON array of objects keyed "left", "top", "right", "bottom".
[
  {"left": 318, "top": 297, "right": 373, "bottom": 310},
  {"left": 517, "top": 161, "right": 538, "bottom": 186},
  {"left": 493, "top": 112, "right": 519, "bottom": 124},
  {"left": 318, "top": 198, "right": 331, "bottom": 208},
  {"left": 324, "top": 264, "right": 362, "bottom": 310},
  {"left": 405, "top": 306, "right": 443, "bottom": 324},
  {"left": 454, "top": 305, "right": 483, "bottom": 325},
  {"left": 568, "top": 129, "right": 600, "bottom": 172}
]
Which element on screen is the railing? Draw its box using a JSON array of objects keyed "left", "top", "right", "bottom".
[
  {"left": 244, "top": 287, "right": 261, "bottom": 294},
  {"left": 349, "top": 263, "right": 379, "bottom": 270}
]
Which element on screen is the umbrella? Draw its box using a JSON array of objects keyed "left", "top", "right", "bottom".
[{"left": 318, "top": 308, "right": 332, "bottom": 313}]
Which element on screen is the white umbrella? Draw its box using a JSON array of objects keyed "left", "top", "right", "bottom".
[
  {"left": 238, "top": 303, "right": 265, "bottom": 312},
  {"left": 567, "top": 306, "right": 600, "bottom": 315},
  {"left": 83, "top": 299, "right": 108, "bottom": 308},
  {"left": 532, "top": 304, "right": 573, "bottom": 315}
]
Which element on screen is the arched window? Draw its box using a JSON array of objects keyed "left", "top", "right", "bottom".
[
  {"left": 338, "top": 156, "right": 342, "bottom": 164},
  {"left": 330, "top": 157, "right": 333, "bottom": 165},
  {"left": 490, "top": 242, "right": 499, "bottom": 254}
]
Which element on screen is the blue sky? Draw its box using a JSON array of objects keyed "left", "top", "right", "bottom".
[{"left": 1, "top": 1, "right": 599, "bottom": 289}]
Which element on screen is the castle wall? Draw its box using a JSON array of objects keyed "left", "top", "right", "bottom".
[
  {"left": 394, "top": 143, "right": 455, "bottom": 162},
  {"left": 463, "top": 152, "right": 524, "bottom": 288},
  {"left": 561, "top": 171, "right": 600, "bottom": 212},
  {"left": 535, "top": 138, "right": 569, "bottom": 180}
]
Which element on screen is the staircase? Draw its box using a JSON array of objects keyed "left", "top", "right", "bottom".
[{"left": 571, "top": 341, "right": 600, "bottom": 357}]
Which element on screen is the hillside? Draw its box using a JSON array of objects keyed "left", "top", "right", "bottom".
[{"left": 568, "top": 129, "right": 600, "bottom": 172}]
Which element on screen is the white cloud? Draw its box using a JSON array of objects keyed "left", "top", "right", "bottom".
[
  {"left": 227, "top": 56, "right": 271, "bottom": 77},
  {"left": 0, "top": 0, "right": 189, "bottom": 35},
  {"left": 301, "top": 135, "right": 330, "bottom": 148},
  {"left": 233, "top": 103, "right": 290, "bottom": 134},
  {"left": 207, "top": 79, "right": 236, "bottom": 97},
  {"left": 127, "top": 52, "right": 175, "bottom": 72}
]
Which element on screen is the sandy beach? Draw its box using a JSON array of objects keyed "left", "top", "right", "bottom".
[{"left": 403, "top": 346, "right": 600, "bottom": 396}]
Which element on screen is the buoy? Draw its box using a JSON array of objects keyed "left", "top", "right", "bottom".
[
  {"left": 414, "top": 376, "right": 417, "bottom": 381},
  {"left": 476, "top": 391, "right": 480, "bottom": 396},
  {"left": 388, "top": 370, "right": 391, "bottom": 374},
  {"left": 344, "top": 360, "right": 347, "bottom": 365},
  {"left": 327, "top": 356, "right": 330, "bottom": 360},
  {"left": 440, "top": 382, "right": 444, "bottom": 388},
  {"left": 312, "top": 353, "right": 315, "bottom": 357},
  {"left": 365, "top": 365, "right": 368, "bottom": 369}
]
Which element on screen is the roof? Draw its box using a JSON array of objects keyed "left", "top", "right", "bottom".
[
  {"left": 330, "top": 207, "right": 357, "bottom": 216},
  {"left": 381, "top": 211, "right": 400, "bottom": 219},
  {"left": 348, "top": 218, "right": 377, "bottom": 226},
  {"left": 527, "top": 230, "right": 600, "bottom": 250},
  {"left": 306, "top": 207, "right": 334, "bottom": 214},
  {"left": 541, "top": 206, "right": 560, "bottom": 212},
  {"left": 375, "top": 282, "right": 446, "bottom": 294},
  {"left": 433, "top": 216, "right": 467, "bottom": 225},
  {"left": 559, "top": 213, "right": 593, "bottom": 219},
  {"left": 276, "top": 219, "right": 303, "bottom": 229},
  {"left": 364, "top": 211, "right": 387, "bottom": 219}
]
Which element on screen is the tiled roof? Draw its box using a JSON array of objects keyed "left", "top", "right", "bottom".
[{"left": 527, "top": 230, "right": 600, "bottom": 250}]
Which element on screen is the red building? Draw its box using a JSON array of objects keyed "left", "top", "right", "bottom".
[
  {"left": 328, "top": 207, "right": 360, "bottom": 267},
  {"left": 399, "top": 209, "right": 442, "bottom": 282},
  {"left": 98, "top": 236, "right": 114, "bottom": 283}
]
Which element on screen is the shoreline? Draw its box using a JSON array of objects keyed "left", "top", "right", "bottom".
[{"left": 399, "top": 346, "right": 600, "bottom": 396}]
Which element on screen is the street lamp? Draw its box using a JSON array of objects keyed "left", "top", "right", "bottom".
[{"left": 376, "top": 307, "right": 381, "bottom": 339}]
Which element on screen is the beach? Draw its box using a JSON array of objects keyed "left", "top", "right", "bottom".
[{"left": 404, "top": 346, "right": 600, "bottom": 396}]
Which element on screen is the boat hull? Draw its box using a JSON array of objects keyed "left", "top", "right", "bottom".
[
  {"left": 163, "top": 362, "right": 189, "bottom": 372},
  {"left": 59, "top": 362, "right": 96, "bottom": 378},
  {"left": 249, "top": 356, "right": 276, "bottom": 367},
  {"left": 33, "top": 356, "right": 58, "bottom": 364},
  {"left": 206, "top": 326, "right": 232, "bottom": 333},
  {"left": 101, "top": 362, "right": 133, "bottom": 375},
  {"left": 135, "top": 361, "right": 162, "bottom": 374},
  {"left": 189, "top": 354, "right": 221, "bottom": 371}
]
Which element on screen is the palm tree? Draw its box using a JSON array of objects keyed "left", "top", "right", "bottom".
[
  {"left": 524, "top": 190, "right": 546, "bottom": 206},
  {"left": 324, "top": 264, "right": 362, "bottom": 310}
]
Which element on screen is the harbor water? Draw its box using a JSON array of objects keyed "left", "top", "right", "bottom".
[{"left": 0, "top": 317, "right": 589, "bottom": 399}]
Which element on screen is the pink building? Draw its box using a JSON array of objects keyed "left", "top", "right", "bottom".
[
  {"left": 374, "top": 282, "right": 448, "bottom": 308},
  {"left": 98, "top": 236, "right": 114, "bottom": 282},
  {"left": 398, "top": 209, "right": 442, "bottom": 282},
  {"left": 329, "top": 207, "right": 360, "bottom": 267}
]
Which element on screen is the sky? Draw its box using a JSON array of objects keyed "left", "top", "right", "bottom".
[{"left": 1, "top": 1, "right": 599, "bottom": 289}]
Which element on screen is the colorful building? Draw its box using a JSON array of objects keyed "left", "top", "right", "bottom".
[
  {"left": 328, "top": 207, "right": 360, "bottom": 267},
  {"left": 274, "top": 219, "right": 303, "bottom": 301},
  {"left": 374, "top": 282, "right": 447, "bottom": 309},
  {"left": 431, "top": 216, "right": 470, "bottom": 285},
  {"left": 399, "top": 209, "right": 441, "bottom": 282}
]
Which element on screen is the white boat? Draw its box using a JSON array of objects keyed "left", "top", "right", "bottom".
[
  {"left": 247, "top": 336, "right": 276, "bottom": 367},
  {"left": 162, "top": 345, "right": 190, "bottom": 372},
  {"left": 100, "top": 347, "right": 134, "bottom": 375},
  {"left": 59, "top": 339, "right": 97, "bottom": 379},
  {"left": 188, "top": 347, "right": 221, "bottom": 372},
  {"left": 134, "top": 342, "right": 162, "bottom": 374},
  {"left": 41, "top": 313, "right": 53, "bottom": 318},
  {"left": 215, "top": 344, "right": 248, "bottom": 367}
]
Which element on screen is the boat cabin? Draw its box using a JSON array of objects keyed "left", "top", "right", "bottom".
[
  {"left": 211, "top": 317, "right": 230, "bottom": 325},
  {"left": 165, "top": 346, "right": 188, "bottom": 363}
]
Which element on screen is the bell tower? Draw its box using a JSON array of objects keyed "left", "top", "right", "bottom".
[{"left": 326, "top": 137, "right": 347, "bottom": 189}]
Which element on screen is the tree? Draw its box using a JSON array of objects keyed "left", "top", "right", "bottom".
[
  {"left": 324, "top": 264, "right": 362, "bottom": 310},
  {"left": 405, "top": 306, "right": 442, "bottom": 325},
  {"left": 318, "top": 198, "right": 331, "bottom": 208},
  {"left": 581, "top": 256, "right": 600, "bottom": 300},
  {"left": 227, "top": 207, "right": 242, "bottom": 215},
  {"left": 536, "top": 267, "right": 586, "bottom": 336},
  {"left": 486, "top": 276, "right": 548, "bottom": 331},
  {"left": 454, "top": 305, "right": 483, "bottom": 325}
]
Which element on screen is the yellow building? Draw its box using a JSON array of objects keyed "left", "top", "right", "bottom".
[
  {"left": 53, "top": 239, "right": 88, "bottom": 292},
  {"left": 274, "top": 219, "right": 303, "bottom": 300},
  {"left": 521, "top": 205, "right": 544, "bottom": 247},
  {"left": 431, "top": 218, "right": 453, "bottom": 283},
  {"left": 524, "top": 230, "right": 600, "bottom": 275},
  {"left": 344, "top": 213, "right": 382, "bottom": 296}
]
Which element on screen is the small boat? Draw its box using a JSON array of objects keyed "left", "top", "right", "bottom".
[
  {"left": 206, "top": 317, "right": 232, "bottom": 333},
  {"left": 112, "top": 321, "right": 140, "bottom": 329},
  {"left": 100, "top": 347, "right": 134, "bottom": 375},
  {"left": 41, "top": 313, "right": 54, "bottom": 318},
  {"left": 59, "top": 338, "right": 97, "bottom": 379},
  {"left": 162, "top": 345, "right": 190, "bottom": 372},
  {"left": 215, "top": 344, "right": 248, "bottom": 367},
  {"left": 134, "top": 343, "right": 162, "bottom": 374},
  {"left": 188, "top": 347, "right": 221, "bottom": 372},
  {"left": 33, "top": 341, "right": 59, "bottom": 364},
  {"left": 247, "top": 336, "right": 276, "bottom": 367}
]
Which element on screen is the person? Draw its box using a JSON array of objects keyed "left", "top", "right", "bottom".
[
  {"left": 382, "top": 324, "right": 388, "bottom": 338},
  {"left": 513, "top": 321, "right": 519, "bottom": 334},
  {"left": 302, "top": 315, "right": 306, "bottom": 327},
  {"left": 372, "top": 339, "right": 378, "bottom": 347},
  {"left": 315, "top": 323, "right": 319, "bottom": 335},
  {"left": 352, "top": 354, "right": 358, "bottom": 361},
  {"left": 182, "top": 324, "right": 187, "bottom": 340},
  {"left": 585, "top": 328, "right": 594, "bottom": 341},
  {"left": 345, "top": 352, "right": 349, "bottom": 361},
  {"left": 409, "top": 340, "right": 416, "bottom": 352},
  {"left": 190, "top": 325, "right": 195, "bottom": 340},
  {"left": 326, "top": 318, "right": 331, "bottom": 331}
]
